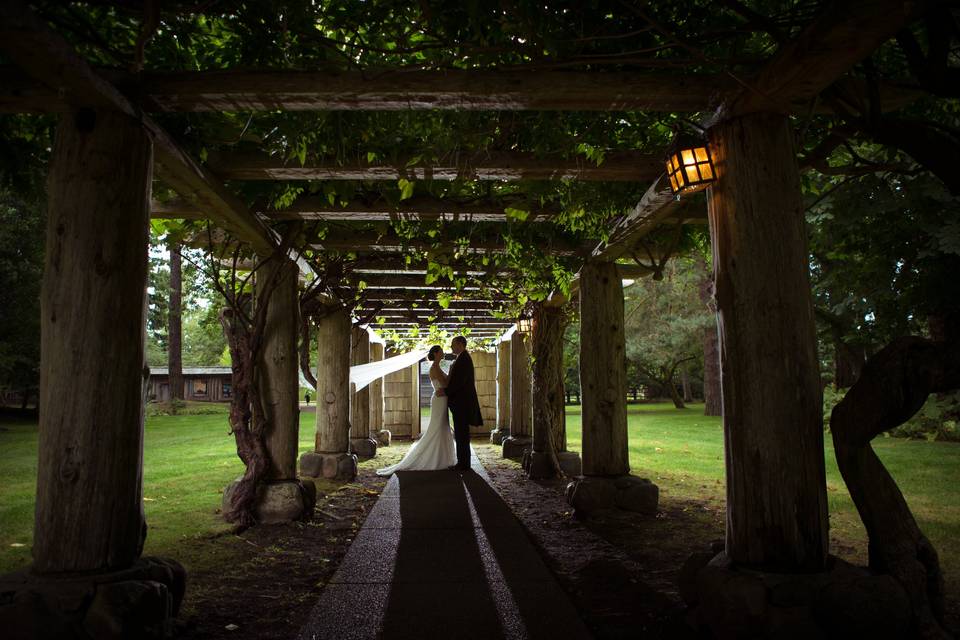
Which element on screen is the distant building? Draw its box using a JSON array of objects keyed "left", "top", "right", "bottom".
[{"left": 148, "top": 366, "right": 232, "bottom": 403}]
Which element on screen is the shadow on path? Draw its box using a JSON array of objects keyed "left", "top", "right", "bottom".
[{"left": 297, "top": 450, "right": 591, "bottom": 640}]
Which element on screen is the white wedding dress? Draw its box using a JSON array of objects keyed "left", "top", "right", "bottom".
[{"left": 376, "top": 371, "right": 456, "bottom": 475}]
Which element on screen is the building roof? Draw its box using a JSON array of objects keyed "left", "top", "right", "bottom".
[{"left": 150, "top": 366, "right": 232, "bottom": 377}]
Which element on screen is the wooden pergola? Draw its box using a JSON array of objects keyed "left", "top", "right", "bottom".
[{"left": 0, "top": 1, "right": 938, "bottom": 638}]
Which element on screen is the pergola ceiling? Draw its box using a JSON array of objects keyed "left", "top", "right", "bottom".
[{"left": 0, "top": 0, "right": 925, "bottom": 341}]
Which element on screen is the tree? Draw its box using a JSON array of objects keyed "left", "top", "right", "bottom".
[{"left": 623, "top": 258, "right": 713, "bottom": 409}]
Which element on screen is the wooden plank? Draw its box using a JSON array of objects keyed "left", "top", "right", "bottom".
[
  {"left": 267, "top": 196, "right": 557, "bottom": 223},
  {"left": 0, "top": 1, "right": 277, "bottom": 255},
  {"left": 311, "top": 228, "right": 587, "bottom": 256},
  {"left": 727, "top": 0, "right": 925, "bottom": 116},
  {"left": 592, "top": 175, "right": 701, "bottom": 261},
  {"left": 208, "top": 150, "right": 662, "bottom": 182}
]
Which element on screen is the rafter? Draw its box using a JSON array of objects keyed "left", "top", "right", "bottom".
[
  {"left": 310, "top": 228, "right": 588, "bottom": 256},
  {"left": 207, "top": 150, "right": 663, "bottom": 182}
]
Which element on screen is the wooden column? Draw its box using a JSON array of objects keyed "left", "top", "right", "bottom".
[
  {"left": 34, "top": 109, "right": 152, "bottom": 573},
  {"left": 369, "top": 341, "right": 390, "bottom": 445},
  {"left": 578, "top": 261, "right": 629, "bottom": 477},
  {"left": 707, "top": 112, "right": 828, "bottom": 572},
  {"left": 257, "top": 255, "right": 300, "bottom": 480},
  {"left": 167, "top": 237, "right": 184, "bottom": 401},
  {"left": 502, "top": 332, "right": 532, "bottom": 458},
  {"left": 299, "top": 305, "right": 357, "bottom": 479},
  {"left": 490, "top": 339, "right": 511, "bottom": 444},
  {"left": 350, "top": 326, "right": 377, "bottom": 457},
  {"left": 409, "top": 362, "right": 421, "bottom": 438}
]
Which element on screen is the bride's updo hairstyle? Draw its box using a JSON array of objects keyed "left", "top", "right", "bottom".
[{"left": 428, "top": 345, "right": 443, "bottom": 362}]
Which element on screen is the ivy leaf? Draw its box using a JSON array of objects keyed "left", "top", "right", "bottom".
[
  {"left": 437, "top": 292, "right": 451, "bottom": 309},
  {"left": 505, "top": 207, "right": 530, "bottom": 222},
  {"left": 398, "top": 178, "right": 415, "bottom": 201}
]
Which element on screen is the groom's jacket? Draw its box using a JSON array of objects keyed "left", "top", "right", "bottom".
[{"left": 445, "top": 351, "right": 484, "bottom": 426}]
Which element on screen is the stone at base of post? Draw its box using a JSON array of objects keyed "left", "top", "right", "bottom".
[
  {"left": 489, "top": 427, "right": 509, "bottom": 445},
  {"left": 525, "top": 451, "right": 583, "bottom": 479},
  {"left": 350, "top": 437, "right": 378, "bottom": 458},
  {"left": 222, "top": 478, "right": 317, "bottom": 524},
  {"left": 501, "top": 435, "right": 531, "bottom": 459},
  {"left": 0, "top": 556, "right": 186, "bottom": 640},
  {"left": 565, "top": 475, "right": 659, "bottom": 517},
  {"left": 557, "top": 451, "right": 582, "bottom": 476},
  {"left": 680, "top": 551, "right": 912, "bottom": 639},
  {"left": 299, "top": 451, "right": 358, "bottom": 481},
  {"left": 374, "top": 430, "right": 391, "bottom": 447}
]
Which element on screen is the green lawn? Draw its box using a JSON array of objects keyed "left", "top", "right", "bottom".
[
  {"left": 565, "top": 402, "right": 960, "bottom": 593},
  {"left": 1, "top": 402, "right": 958, "bottom": 598}
]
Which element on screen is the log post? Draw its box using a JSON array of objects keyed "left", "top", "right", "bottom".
[
  {"left": 566, "top": 261, "right": 658, "bottom": 516},
  {"left": 528, "top": 304, "right": 581, "bottom": 478},
  {"left": 8, "top": 107, "right": 185, "bottom": 636},
  {"left": 502, "top": 332, "right": 532, "bottom": 458},
  {"left": 409, "top": 362, "right": 421, "bottom": 439},
  {"left": 299, "top": 305, "right": 357, "bottom": 480},
  {"left": 706, "top": 112, "right": 828, "bottom": 572},
  {"left": 350, "top": 326, "right": 377, "bottom": 457},
  {"left": 490, "top": 339, "right": 511, "bottom": 444},
  {"left": 257, "top": 255, "right": 300, "bottom": 480},
  {"left": 370, "top": 341, "right": 390, "bottom": 446},
  {"left": 167, "top": 237, "right": 184, "bottom": 402}
]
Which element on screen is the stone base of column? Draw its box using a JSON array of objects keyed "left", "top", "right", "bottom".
[
  {"left": 501, "top": 436, "right": 531, "bottom": 459},
  {"left": 299, "top": 451, "right": 358, "bottom": 481},
  {"left": 374, "top": 430, "right": 391, "bottom": 447},
  {"left": 0, "top": 556, "right": 185, "bottom": 640},
  {"left": 350, "top": 437, "right": 378, "bottom": 458},
  {"left": 222, "top": 478, "right": 317, "bottom": 524},
  {"left": 565, "top": 475, "right": 659, "bottom": 517},
  {"left": 489, "top": 427, "right": 510, "bottom": 445},
  {"left": 523, "top": 451, "right": 583, "bottom": 479},
  {"left": 680, "top": 551, "right": 912, "bottom": 639}
]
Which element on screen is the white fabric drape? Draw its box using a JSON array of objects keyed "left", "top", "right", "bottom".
[
  {"left": 350, "top": 348, "right": 429, "bottom": 392},
  {"left": 300, "top": 348, "right": 428, "bottom": 391}
]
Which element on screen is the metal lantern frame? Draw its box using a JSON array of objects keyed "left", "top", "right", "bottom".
[{"left": 665, "top": 131, "right": 716, "bottom": 195}]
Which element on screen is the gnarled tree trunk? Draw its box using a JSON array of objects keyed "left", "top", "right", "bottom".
[{"left": 831, "top": 321, "right": 959, "bottom": 639}]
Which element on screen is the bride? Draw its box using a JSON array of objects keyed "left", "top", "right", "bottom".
[{"left": 376, "top": 345, "right": 456, "bottom": 475}]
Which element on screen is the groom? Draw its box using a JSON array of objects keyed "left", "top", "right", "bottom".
[{"left": 437, "top": 336, "right": 483, "bottom": 470}]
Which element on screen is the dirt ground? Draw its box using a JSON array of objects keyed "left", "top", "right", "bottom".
[{"left": 174, "top": 440, "right": 958, "bottom": 639}]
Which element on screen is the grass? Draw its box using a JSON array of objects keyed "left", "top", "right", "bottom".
[
  {"left": 565, "top": 402, "right": 960, "bottom": 594},
  {"left": 1, "top": 401, "right": 958, "bottom": 597}
]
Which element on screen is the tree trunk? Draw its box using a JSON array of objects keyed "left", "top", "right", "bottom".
[
  {"left": 299, "top": 310, "right": 317, "bottom": 390},
  {"left": 834, "top": 338, "right": 866, "bottom": 389},
  {"left": 668, "top": 374, "right": 686, "bottom": 409},
  {"left": 350, "top": 326, "right": 370, "bottom": 438},
  {"left": 531, "top": 304, "right": 567, "bottom": 476},
  {"left": 34, "top": 108, "right": 152, "bottom": 573},
  {"left": 167, "top": 237, "right": 183, "bottom": 402},
  {"left": 257, "top": 256, "right": 300, "bottom": 480},
  {"left": 579, "top": 260, "right": 629, "bottom": 477},
  {"left": 707, "top": 112, "right": 828, "bottom": 572},
  {"left": 831, "top": 325, "right": 959, "bottom": 640},
  {"left": 681, "top": 369, "right": 693, "bottom": 403},
  {"left": 509, "top": 333, "right": 532, "bottom": 438},
  {"left": 496, "top": 339, "right": 511, "bottom": 430},
  {"left": 315, "top": 306, "right": 351, "bottom": 454},
  {"left": 702, "top": 322, "right": 722, "bottom": 416}
]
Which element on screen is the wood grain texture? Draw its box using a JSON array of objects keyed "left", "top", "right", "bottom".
[
  {"left": 369, "top": 342, "right": 384, "bottom": 432},
  {"left": 707, "top": 112, "right": 828, "bottom": 571},
  {"left": 509, "top": 334, "right": 532, "bottom": 438},
  {"left": 531, "top": 305, "right": 567, "bottom": 455},
  {"left": 35, "top": 109, "right": 152, "bottom": 573},
  {"left": 579, "top": 261, "right": 630, "bottom": 477},
  {"left": 349, "top": 326, "right": 371, "bottom": 437},
  {"left": 314, "top": 307, "right": 351, "bottom": 454},
  {"left": 496, "top": 341, "right": 511, "bottom": 430},
  {"left": 257, "top": 256, "right": 300, "bottom": 479}
]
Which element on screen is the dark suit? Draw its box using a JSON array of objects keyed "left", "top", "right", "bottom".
[{"left": 445, "top": 350, "right": 483, "bottom": 468}]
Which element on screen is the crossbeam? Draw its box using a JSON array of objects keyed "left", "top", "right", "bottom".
[
  {"left": 207, "top": 150, "right": 663, "bottom": 182},
  {"left": 310, "top": 229, "right": 587, "bottom": 256}
]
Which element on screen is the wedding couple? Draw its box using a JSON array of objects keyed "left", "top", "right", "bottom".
[{"left": 376, "top": 336, "right": 482, "bottom": 476}]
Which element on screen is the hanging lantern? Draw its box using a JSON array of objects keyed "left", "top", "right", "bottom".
[
  {"left": 665, "top": 130, "right": 715, "bottom": 196},
  {"left": 517, "top": 312, "right": 533, "bottom": 335}
]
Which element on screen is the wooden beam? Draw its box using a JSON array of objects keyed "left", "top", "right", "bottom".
[
  {"left": 0, "top": 1, "right": 277, "bottom": 255},
  {"left": 0, "top": 66, "right": 922, "bottom": 115},
  {"left": 310, "top": 229, "right": 587, "bottom": 256},
  {"left": 725, "top": 0, "right": 925, "bottom": 116},
  {"left": 208, "top": 150, "right": 663, "bottom": 182},
  {"left": 591, "top": 175, "right": 703, "bottom": 261}
]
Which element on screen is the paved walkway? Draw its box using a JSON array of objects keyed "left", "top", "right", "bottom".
[{"left": 297, "top": 449, "right": 592, "bottom": 640}]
